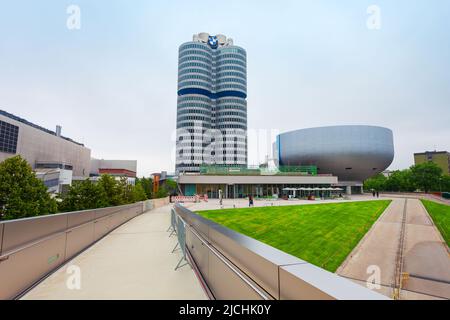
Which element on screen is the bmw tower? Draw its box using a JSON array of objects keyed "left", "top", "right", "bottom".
[{"left": 176, "top": 33, "right": 247, "bottom": 173}]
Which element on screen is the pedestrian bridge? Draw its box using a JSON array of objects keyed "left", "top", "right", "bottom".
[
  {"left": 0, "top": 198, "right": 387, "bottom": 300},
  {"left": 0, "top": 198, "right": 205, "bottom": 300}
]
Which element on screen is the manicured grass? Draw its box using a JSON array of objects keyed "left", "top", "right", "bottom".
[
  {"left": 421, "top": 199, "right": 450, "bottom": 246},
  {"left": 197, "top": 200, "right": 391, "bottom": 272}
]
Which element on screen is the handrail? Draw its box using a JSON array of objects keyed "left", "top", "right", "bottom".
[
  {"left": 188, "top": 225, "right": 271, "bottom": 300},
  {"left": 0, "top": 202, "right": 139, "bottom": 225},
  {"left": 0, "top": 202, "right": 142, "bottom": 257},
  {"left": 0, "top": 210, "right": 121, "bottom": 259}
]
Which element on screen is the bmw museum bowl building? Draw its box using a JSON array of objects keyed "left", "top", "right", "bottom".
[{"left": 274, "top": 125, "right": 395, "bottom": 194}]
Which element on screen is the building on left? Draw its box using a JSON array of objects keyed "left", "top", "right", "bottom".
[
  {"left": 0, "top": 110, "right": 91, "bottom": 193},
  {"left": 0, "top": 110, "right": 138, "bottom": 193}
]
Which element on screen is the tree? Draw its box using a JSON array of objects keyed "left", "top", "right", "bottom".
[
  {"left": 59, "top": 179, "right": 109, "bottom": 212},
  {"left": 137, "top": 177, "right": 153, "bottom": 199},
  {"left": 152, "top": 179, "right": 178, "bottom": 199},
  {"left": 155, "top": 186, "right": 169, "bottom": 198},
  {"left": 0, "top": 155, "right": 57, "bottom": 220},
  {"left": 410, "top": 162, "right": 442, "bottom": 193},
  {"left": 116, "top": 177, "right": 135, "bottom": 204},
  {"left": 164, "top": 179, "right": 178, "bottom": 195},
  {"left": 59, "top": 175, "right": 149, "bottom": 212},
  {"left": 363, "top": 173, "right": 387, "bottom": 192},
  {"left": 438, "top": 175, "right": 450, "bottom": 192},
  {"left": 384, "top": 169, "right": 415, "bottom": 192},
  {"left": 132, "top": 183, "right": 148, "bottom": 202}
]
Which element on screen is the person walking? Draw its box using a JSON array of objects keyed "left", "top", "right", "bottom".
[
  {"left": 219, "top": 189, "right": 223, "bottom": 206},
  {"left": 372, "top": 190, "right": 376, "bottom": 197},
  {"left": 376, "top": 191, "right": 379, "bottom": 198},
  {"left": 249, "top": 194, "right": 254, "bottom": 207}
]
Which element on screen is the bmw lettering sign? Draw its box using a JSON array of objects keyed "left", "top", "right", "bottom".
[{"left": 208, "top": 36, "right": 218, "bottom": 49}]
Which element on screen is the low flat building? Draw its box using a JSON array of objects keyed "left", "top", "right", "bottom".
[
  {"left": 35, "top": 164, "right": 73, "bottom": 194},
  {"left": 89, "top": 158, "right": 137, "bottom": 184},
  {"left": 414, "top": 151, "right": 450, "bottom": 175},
  {"left": 178, "top": 166, "right": 338, "bottom": 199}
]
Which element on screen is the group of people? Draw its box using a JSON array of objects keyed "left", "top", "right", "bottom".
[{"left": 372, "top": 190, "right": 380, "bottom": 198}]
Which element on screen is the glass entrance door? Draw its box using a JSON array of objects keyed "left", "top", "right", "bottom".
[{"left": 227, "top": 185, "right": 234, "bottom": 199}]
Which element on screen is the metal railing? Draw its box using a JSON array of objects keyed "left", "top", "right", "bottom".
[{"left": 174, "top": 203, "right": 389, "bottom": 300}]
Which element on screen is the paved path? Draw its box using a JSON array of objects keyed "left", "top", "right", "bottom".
[
  {"left": 21, "top": 205, "right": 207, "bottom": 300},
  {"left": 185, "top": 195, "right": 387, "bottom": 211},
  {"left": 337, "top": 199, "right": 403, "bottom": 297},
  {"left": 382, "top": 192, "right": 450, "bottom": 206},
  {"left": 401, "top": 199, "right": 450, "bottom": 299},
  {"left": 337, "top": 198, "right": 450, "bottom": 300}
]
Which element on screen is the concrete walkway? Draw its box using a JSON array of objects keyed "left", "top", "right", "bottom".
[
  {"left": 337, "top": 198, "right": 403, "bottom": 297},
  {"left": 382, "top": 192, "right": 450, "bottom": 206},
  {"left": 21, "top": 205, "right": 207, "bottom": 300},
  {"left": 337, "top": 198, "right": 450, "bottom": 300},
  {"left": 185, "top": 195, "right": 387, "bottom": 211},
  {"left": 401, "top": 199, "right": 450, "bottom": 299}
]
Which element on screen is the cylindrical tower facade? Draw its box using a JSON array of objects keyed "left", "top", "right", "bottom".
[
  {"left": 176, "top": 42, "right": 213, "bottom": 172},
  {"left": 176, "top": 33, "right": 247, "bottom": 173},
  {"left": 214, "top": 46, "right": 247, "bottom": 165}
]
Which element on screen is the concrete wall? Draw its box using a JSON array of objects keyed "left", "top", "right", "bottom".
[
  {"left": 0, "top": 114, "right": 91, "bottom": 177},
  {"left": 150, "top": 197, "right": 171, "bottom": 209}
]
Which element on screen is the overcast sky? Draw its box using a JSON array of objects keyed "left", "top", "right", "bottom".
[{"left": 1, "top": 1, "right": 449, "bottom": 176}]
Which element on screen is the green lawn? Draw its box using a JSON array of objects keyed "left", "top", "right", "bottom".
[
  {"left": 421, "top": 199, "right": 450, "bottom": 246},
  {"left": 197, "top": 200, "right": 391, "bottom": 272}
]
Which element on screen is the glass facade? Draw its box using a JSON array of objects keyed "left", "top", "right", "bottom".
[
  {"left": 185, "top": 183, "right": 334, "bottom": 199},
  {"left": 0, "top": 120, "right": 19, "bottom": 154}
]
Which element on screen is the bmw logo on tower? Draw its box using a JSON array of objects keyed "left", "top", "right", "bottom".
[{"left": 208, "top": 35, "right": 218, "bottom": 49}]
